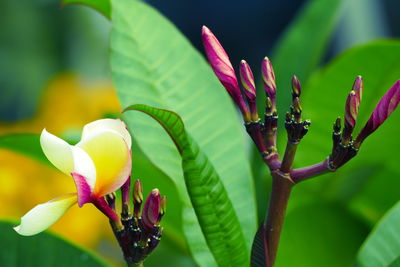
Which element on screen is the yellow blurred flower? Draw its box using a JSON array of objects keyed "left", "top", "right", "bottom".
[{"left": 0, "top": 73, "right": 122, "bottom": 247}]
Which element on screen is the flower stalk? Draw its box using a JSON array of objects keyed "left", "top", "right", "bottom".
[{"left": 202, "top": 25, "right": 400, "bottom": 267}]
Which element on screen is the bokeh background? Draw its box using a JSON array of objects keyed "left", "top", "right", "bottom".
[{"left": 1, "top": 0, "right": 400, "bottom": 266}]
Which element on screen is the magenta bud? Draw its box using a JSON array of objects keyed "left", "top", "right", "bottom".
[
  {"left": 239, "top": 60, "right": 256, "bottom": 101},
  {"left": 201, "top": 26, "right": 250, "bottom": 120},
  {"left": 352, "top": 75, "right": 363, "bottom": 105},
  {"left": 142, "top": 189, "right": 161, "bottom": 232},
  {"left": 345, "top": 91, "right": 359, "bottom": 130},
  {"left": 355, "top": 80, "right": 400, "bottom": 146},
  {"left": 291, "top": 75, "right": 301, "bottom": 98},
  {"left": 262, "top": 57, "right": 276, "bottom": 101},
  {"left": 121, "top": 176, "right": 131, "bottom": 205}
]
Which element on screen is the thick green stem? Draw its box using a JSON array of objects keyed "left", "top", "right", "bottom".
[
  {"left": 129, "top": 263, "right": 144, "bottom": 267},
  {"left": 265, "top": 171, "right": 294, "bottom": 266}
]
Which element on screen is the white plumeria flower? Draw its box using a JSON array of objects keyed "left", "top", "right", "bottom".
[{"left": 14, "top": 119, "right": 132, "bottom": 236}]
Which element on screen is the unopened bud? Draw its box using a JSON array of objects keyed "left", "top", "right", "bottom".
[
  {"left": 352, "top": 75, "right": 363, "bottom": 105},
  {"left": 355, "top": 80, "right": 400, "bottom": 147},
  {"left": 133, "top": 179, "right": 143, "bottom": 217},
  {"left": 142, "top": 189, "right": 161, "bottom": 232},
  {"left": 106, "top": 193, "right": 116, "bottom": 210},
  {"left": 333, "top": 117, "right": 341, "bottom": 134},
  {"left": 342, "top": 91, "right": 359, "bottom": 144},
  {"left": 291, "top": 75, "right": 301, "bottom": 98},
  {"left": 202, "top": 26, "right": 250, "bottom": 121},
  {"left": 240, "top": 60, "right": 258, "bottom": 121},
  {"left": 262, "top": 57, "right": 276, "bottom": 100},
  {"left": 239, "top": 60, "right": 256, "bottom": 101}
]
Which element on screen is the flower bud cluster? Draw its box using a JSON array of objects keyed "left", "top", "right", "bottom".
[
  {"left": 330, "top": 78, "right": 400, "bottom": 169},
  {"left": 107, "top": 179, "right": 166, "bottom": 266},
  {"left": 202, "top": 26, "right": 400, "bottom": 172}
]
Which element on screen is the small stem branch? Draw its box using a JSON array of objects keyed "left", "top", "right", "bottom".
[
  {"left": 129, "top": 263, "right": 144, "bottom": 267},
  {"left": 265, "top": 171, "right": 294, "bottom": 266},
  {"left": 263, "top": 152, "right": 281, "bottom": 171},
  {"left": 280, "top": 141, "right": 298, "bottom": 173},
  {"left": 291, "top": 157, "right": 335, "bottom": 183}
]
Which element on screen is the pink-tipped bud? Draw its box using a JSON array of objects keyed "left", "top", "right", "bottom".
[
  {"left": 201, "top": 26, "right": 250, "bottom": 120},
  {"left": 240, "top": 60, "right": 258, "bottom": 121},
  {"left": 355, "top": 80, "right": 400, "bottom": 147},
  {"left": 239, "top": 60, "right": 256, "bottom": 101},
  {"left": 142, "top": 189, "right": 161, "bottom": 232},
  {"left": 345, "top": 91, "right": 359, "bottom": 130},
  {"left": 291, "top": 75, "right": 301, "bottom": 98},
  {"left": 133, "top": 179, "right": 143, "bottom": 217},
  {"left": 261, "top": 57, "right": 276, "bottom": 100},
  {"left": 133, "top": 179, "right": 143, "bottom": 204},
  {"left": 353, "top": 75, "right": 363, "bottom": 105}
]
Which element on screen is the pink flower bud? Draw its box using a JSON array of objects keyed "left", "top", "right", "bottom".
[
  {"left": 239, "top": 60, "right": 258, "bottom": 121},
  {"left": 239, "top": 60, "right": 256, "bottom": 101},
  {"left": 353, "top": 75, "right": 363, "bottom": 105},
  {"left": 261, "top": 57, "right": 276, "bottom": 100},
  {"left": 345, "top": 91, "right": 359, "bottom": 131},
  {"left": 142, "top": 189, "right": 161, "bottom": 232},
  {"left": 291, "top": 75, "right": 301, "bottom": 98},
  {"left": 201, "top": 26, "right": 250, "bottom": 120},
  {"left": 355, "top": 80, "right": 400, "bottom": 146}
]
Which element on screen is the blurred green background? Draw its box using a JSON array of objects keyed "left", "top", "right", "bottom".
[{"left": 2, "top": 0, "right": 400, "bottom": 266}]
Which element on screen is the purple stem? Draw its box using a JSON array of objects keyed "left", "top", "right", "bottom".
[{"left": 291, "top": 157, "right": 335, "bottom": 183}]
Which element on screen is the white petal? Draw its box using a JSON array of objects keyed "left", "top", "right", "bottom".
[
  {"left": 81, "top": 119, "right": 132, "bottom": 149},
  {"left": 40, "top": 129, "right": 73, "bottom": 175},
  {"left": 40, "top": 129, "right": 96, "bottom": 190},
  {"left": 14, "top": 194, "right": 77, "bottom": 236}
]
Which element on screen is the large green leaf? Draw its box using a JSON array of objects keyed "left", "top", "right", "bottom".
[
  {"left": 0, "top": 220, "right": 110, "bottom": 267},
  {"left": 110, "top": 0, "right": 256, "bottom": 265},
  {"left": 126, "top": 104, "right": 249, "bottom": 266},
  {"left": 276, "top": 202, "right": 368, "bottom": 267},
  {"left": 357, "top": 201, "right": 400, "bottom": 267},
  {"left": 0, "top": 134, "right": 50, "bottom": 166},
  {"left": 62, "top": 0, "right": 110, "bottom": 18}
]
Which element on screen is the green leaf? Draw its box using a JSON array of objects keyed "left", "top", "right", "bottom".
[
  {"left": 272, "top": 0, "right": 348, "bottom": 114},
  {"left": 250, "top": 224, "right": 268, "bottom": 267},
  {"left": 357, "top": 201, "right": 400, "bottom": 267},
  {"left": 0, "top": 220, "right": 110, "bottom": 267},
  {"left": 110, "top": 0, "right": 256, "bottom": 265},
  {"left": 0, "top": 134, "right": 50, "bottom": 166},
  {"left": 62, "top": 0, "right": 111, "bottom": 18},
  {"left": 125, "top": 104, "right": 249, "bottom": 266},
  {"left": 276, "top": 202, "right": 368, "bottom": 267}
]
